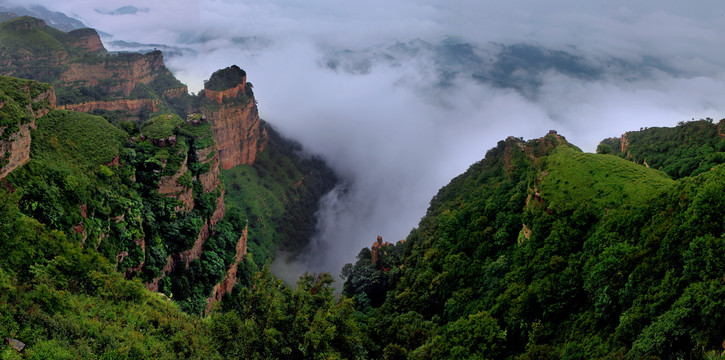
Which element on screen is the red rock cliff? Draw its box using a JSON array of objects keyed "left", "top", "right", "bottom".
[
  {"left": 59, "top": 51, "right": 168, "bottom": 98},
  {"left": 68, "top": 28, "right": 106, "bottom": 53},
  {"left": 0, "top": 84, "right": 56, "bottom": 179},
  {"left": 59, "top": 98, "right": 159, "bottom": 113},
  {"left": 206, "top": 226, "right": 248, "bottom": 313},
  {"left": 202, "top": 83, "right": 268, "bottom": 169}
]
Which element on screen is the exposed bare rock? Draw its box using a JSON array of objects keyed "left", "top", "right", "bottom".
[
  {"left": 58, "top": 51, "right": 167, "bottom": 97},
  {"left": 210, "top": 191, "right": 226, "bottom": 227},
  {"left": 58, "top": 98, "right": 159, "bottom": 114},
  {"left": 0, "top": 84, "right": 55, "bottom": 179},
  {"left": 206, "top": 226, "right": 248, "bottom": 313},
  {"left": 4, "top": 338, "right": 25, "bottom": 352},
  {"left": 371, "top": 235, "right": 391, "bottom": 271},
  {"left": 195, "top": 145, "right": 221, "bottom": 193},
  {"left": 180, "top": 223, "right": 210, "bottom": 269},
  {"left": 0, "top": 120, "right": 34, "bottom": 179},
  {"left": 157, "top": 155, "right": 193, "bottom": 213},
  {"left": 68, "top": 28, "right": 105, "bottom": 53},
  {"left": 163, "top": 86, "right": 188, "bottom": 99},
  {"left": 202, "top": 80, "right": 268, "bottom": 169}
]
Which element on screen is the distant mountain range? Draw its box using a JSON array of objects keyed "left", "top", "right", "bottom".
[
  {"left": 321, "top": 37, "right": 683, "bottom": 100},
  {"left": 0, "top": 2, "right": 86, "bottom": 31}
]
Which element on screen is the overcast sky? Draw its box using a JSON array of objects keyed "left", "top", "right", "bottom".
[{"left": 15, "top": 0, "right": 725, "bottom": 284}]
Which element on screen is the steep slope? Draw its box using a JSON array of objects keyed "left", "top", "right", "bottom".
[
  {"left": 0, "top": 76, "right": 55, "bottom": 178},
  {"left": 0, "top": 16, "right": 188, "bottom": 122},
  {"left": 200, "top": 65, "right": 266, "bottom": 169},
  {"left": 598, "top": 118, "right": 725, "bottom": 179},
  {"left": 343, "top": 129, "right": 724, "bottom": 359}
]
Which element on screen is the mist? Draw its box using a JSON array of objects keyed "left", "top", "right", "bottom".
[{"left": 19, "top": 0, "right": 725, "bottom": 285}]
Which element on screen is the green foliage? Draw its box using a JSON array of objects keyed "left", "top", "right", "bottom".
[
  {"left": 599, "top": 119, "right": 725, "bottom": 178},
  {"left": 210, "top": 265, "right": 365, "bottom": 359},
  {"left": 344, "top": 130, "right": 725, "bottom": 359},
  {"left": 0, "top": 76, "right": 52, "bottom": 135},
  {"left": 222, "top": 123, "right": 338, "bottom": 265},
  {"left": 204, "top": 65, "right": 246, "bottom": 91},
  {"left": 141, "top": 114, "right": 184, "bottom": 139}
]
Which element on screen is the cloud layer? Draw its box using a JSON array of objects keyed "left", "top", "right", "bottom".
[{"left": 19, "top": 0, "right": 725, "bottom": 284}]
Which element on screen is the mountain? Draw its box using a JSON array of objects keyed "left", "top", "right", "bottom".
[
  {"left": 2, "top": 14, "right": 725, "bottom": 360},
  {"left": 0, "top": 3, "right": 86, "bottom": 31},
  {"left": 0, "top": 16, "right": 337, "bottom": 315},
  {"left": 322, "top": 38, "right": 681, "bottom": 100},
  {"left": 342, "top": 128, "right": 725, "bottom": 359},
  {"left": 598, "top": 118, "right": 725, "bottom": 179}
]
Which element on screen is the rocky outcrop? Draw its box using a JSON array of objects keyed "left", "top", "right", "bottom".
[
  {"left": 206, "top": 226, "right": 248, "bottom": 313},
  {"left": 203, "top": 81, "right": 246, "bottom": 104},
  {"left": 371, "top": 235, "right": 391, "bottom": 271},
  {"left": 210, "top": 192, "right": 226, "bottom": 227},
  {"left": 202, "top": 78, "right": 267, "bottom": 169},
  {"left": 58, "top": 51, "right": 168, "bottom": 98},
  {"left": 58, "top": 98, "right": 159, "bottom": 113},
  {"left": 163, "top": 86, "right": 188, "bottom": 99},
  {"left": 157, "top": 156, "right": 194, "bottom": 213},
  {"left": 0, "top": 83, "right": 55, "bottom": 179},
  {"left": 68, "top": 28, "right": 105, "bottom": 53},
  {"left": 0, "top": 120, "right": 34, "bottom": 179},
  {"left": 179, "top": 223, "right": 210, "bottom": 269},
  {"left": 620, "top": 133, "right": 630, "bottom": 154},
  {"left": 195, "top": 145, "right": 221, "bottom": 193}
]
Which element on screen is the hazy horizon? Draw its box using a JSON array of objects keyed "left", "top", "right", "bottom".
[{"left": 10, "top": 0, "right": 725, "bottom": 285}]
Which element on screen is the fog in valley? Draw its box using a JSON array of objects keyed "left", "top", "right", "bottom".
[{"left": 13, "top": 0, "right": 725, "bottom": 284}]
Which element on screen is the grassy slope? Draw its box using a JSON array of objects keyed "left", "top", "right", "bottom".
[
  {"left": 540, "top": 145, "right": 674, "bottom": 211},
  {"left": 343, "top": 136, "right": 725, "bottom": 359}
]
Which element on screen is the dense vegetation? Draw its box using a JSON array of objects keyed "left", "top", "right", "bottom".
[
  {"left": 343, "top": 133, "right": 725, "bottom": 359},
  {"left": 598, "top": 118, "right": 725, "bottom": 179},
  {"left": 1, "top": 75, "right": 354, "bottom": 357},
  {"left": 204, "top": 65, "right": 247, "bottom": 91},
  {"left": 0, "top": 16, "right": 190, "bottom": 122},
  {"left": 3, "top": 17, "right": 725, "bottom": 357},
  {"left": 222, "top": 122, "right": 338, "bottom": 265}
]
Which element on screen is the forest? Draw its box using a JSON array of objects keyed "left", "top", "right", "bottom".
[{"left": 0, "top": 14, "right": 724, "bottom": 358}]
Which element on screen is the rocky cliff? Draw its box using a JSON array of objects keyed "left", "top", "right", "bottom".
[
  {"left": 58, "top": 51, "right": 169, "bottom": 98},
  {"left": 201, "top": 67, "right": 267, "bottom": 169},
  {"left": 59, "top": 98, "right": 159, "bottom": 113},
  {"left": 206, "top": 225, "right": 248, "bottom": 313},
  {"left": 68, "top": 28, "right": 105, "bottom": 53},
  {"left": 139, "top": 114, "right": 229, "bottom": 291},
  {"left": 0, "top": 76, "right": 55, "bottom": 179},
  {"left": 0, "top": 16, "right": 186, "bottom": 118}
]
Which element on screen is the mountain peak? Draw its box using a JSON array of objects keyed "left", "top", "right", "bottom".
[{"left": 1, "top": 15, "right": 46, "bottom": 31}]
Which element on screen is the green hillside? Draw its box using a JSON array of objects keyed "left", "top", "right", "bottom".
[
  {"left": 0, "top": 75, "right": 356, "bottom": 358},
  {"left": 599, "top": 118, "right": 725, "bottom": 179},
  {"left": 343, "top": 132, "right": 725, "bottom": 359}
]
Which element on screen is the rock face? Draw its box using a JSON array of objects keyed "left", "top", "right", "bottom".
[
  {"left": 68, "top": 28, "right": 105, "bottom": 53},
  {"left": 201, "top": 76, "right": 267, "bottom": 169},
  {"left": 58, "top": 51, "right": 168, "bottom": 98},
  {"left": 371, "top": 235, "right": 391, "bottom": 271},
  {"left": 0, "top": 17, "right": 185, "bottom": 118},
  {"left": 157, "top": 155, "right": 194, "bottom": 213},
  {"left": 144, "top": 117, "right": 228, "bottom": 290},
  {"left": 206, "top": 226, "right": 248, "bottom": 313},
  {"left": 58, "top": 98, "right": 159, "bottom": 114},
  {"left": 0, "top": 121, "right": 34, "bottom": 179},
  {"left": 0, "top": 79, "right": 55, "bottom": 179}
]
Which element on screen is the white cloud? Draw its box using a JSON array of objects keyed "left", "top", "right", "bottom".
[{"left": 15, "top": 0, "right": 725, "bottom": 282}]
